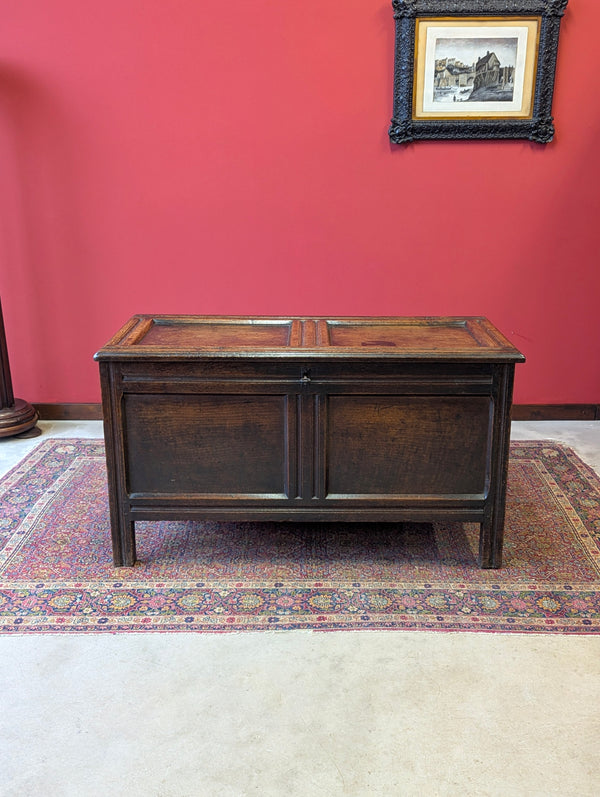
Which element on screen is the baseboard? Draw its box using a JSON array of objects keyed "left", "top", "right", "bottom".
[
  {"left": 512, "top": 404, "right": 600, "bottom": 421},
  {"left": 34, "top": 403, "right": 600, "bottom": 422},
  {"left": 35, "top": 403, "right": 104, "bottom": 421}
]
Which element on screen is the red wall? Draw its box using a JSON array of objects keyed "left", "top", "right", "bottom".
[{"left": 0, "top": 0, "right": 598, "bottom": 405}]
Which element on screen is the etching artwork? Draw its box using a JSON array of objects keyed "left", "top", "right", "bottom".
[{"left": 433, "top": 38, "right": 518, "bottom": 104}]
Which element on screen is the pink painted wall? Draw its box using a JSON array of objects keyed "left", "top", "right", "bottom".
[{"left": 0, "top": 0, "right": 598, "bottom": 405}]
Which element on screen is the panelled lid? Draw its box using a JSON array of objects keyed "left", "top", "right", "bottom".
[{"left": 94, "top": 316, "right": 525, "bottom": 362}]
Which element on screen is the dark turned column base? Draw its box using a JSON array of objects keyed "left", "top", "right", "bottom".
[{"left": 0, "top": 399, "right": 41, "bottom": 439}]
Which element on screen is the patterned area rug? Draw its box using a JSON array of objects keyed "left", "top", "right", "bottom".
[{"left": 1, "top": 438, "right": 600, "bottom": 634}]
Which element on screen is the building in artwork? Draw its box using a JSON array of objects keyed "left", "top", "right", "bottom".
[
  {"left": 473, "top": 50, "right": 516, "bottom": 91},
  {"left": 473, "top": 51, "right": 516, "bottom": 93},
  {"left": 474, "top": 51, "right": 501, "bottom": 89},
  {"left": 434, "top": 51, "right": 515, "bottom": 98},
  {"left": 434, "top": 57, "right": 475, "bottom": 89}
]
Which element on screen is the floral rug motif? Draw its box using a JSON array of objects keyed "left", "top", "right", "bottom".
[{"left": 1, "top": 439, "right": 600, "bottom": 634}]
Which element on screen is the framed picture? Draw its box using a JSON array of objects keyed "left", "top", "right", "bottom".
[{"left": 389, "top": 0, "right": 568, "bottom": 143}]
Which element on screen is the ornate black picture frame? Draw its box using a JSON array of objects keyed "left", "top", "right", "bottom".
[{"left": 389, "top": 0, "right": 568, "bottom": 143}]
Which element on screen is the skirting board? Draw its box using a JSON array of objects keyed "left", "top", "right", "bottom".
[
  {"left": 35, "top": 404, "right": 104, "bottom": 421},
  {"left": 34, "top": 403, "right": 600, "bottom": 422},
  {"left": 512, "top": 405, "right": 600, "bottom": 421}
]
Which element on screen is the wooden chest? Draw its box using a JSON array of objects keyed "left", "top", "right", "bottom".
[{"left": 95, "top": 316, "right": 525, "bottom": 568}]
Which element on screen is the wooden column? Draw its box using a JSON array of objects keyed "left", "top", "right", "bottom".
[{"left": 0, "top": 298, "right": 40, "bottom": 438}]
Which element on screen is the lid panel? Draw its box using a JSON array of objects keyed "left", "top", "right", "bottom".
[
  {"left": 138, "top": 319, "right": 293, "bottom": 348},
  {"left": 325, "top": 319, "right": 480, "bottom": 351}
]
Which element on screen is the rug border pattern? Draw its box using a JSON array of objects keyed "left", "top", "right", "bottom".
[{"left": 1, "top": 438, "right": 600, "bottom": 635}]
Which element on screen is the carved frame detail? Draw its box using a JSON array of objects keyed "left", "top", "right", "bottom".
[{"left": 389, "top": 0, "right": 568, "bottom": 143}]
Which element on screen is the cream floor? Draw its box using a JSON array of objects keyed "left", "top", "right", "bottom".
[{"left": 1, "top": 421, "right": 599, "bottom": 797}]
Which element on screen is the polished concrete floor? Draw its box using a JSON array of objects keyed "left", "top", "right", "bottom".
[{"left": 1, "top": 421, "right": 600, "bottom": 797}]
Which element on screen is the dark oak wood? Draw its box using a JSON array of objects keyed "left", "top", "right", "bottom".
[
  {"left": 0, "top": 299, "right": 40, "bottom": 439},
  {"left": 95, "top": 316, "right": 525, "bottom": 568}
]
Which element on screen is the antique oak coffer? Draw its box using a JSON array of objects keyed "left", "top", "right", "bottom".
[{"left": 95, "top": 316, "right": 525, "bottom": 569}]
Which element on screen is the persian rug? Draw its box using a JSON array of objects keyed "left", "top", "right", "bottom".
[{"left": 1, "top": 438, "right": 600, "bottom": 634}]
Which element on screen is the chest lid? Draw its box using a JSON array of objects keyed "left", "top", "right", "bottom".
[{"left": 94, "top": 315, "right": 525, "bottom": 362}]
